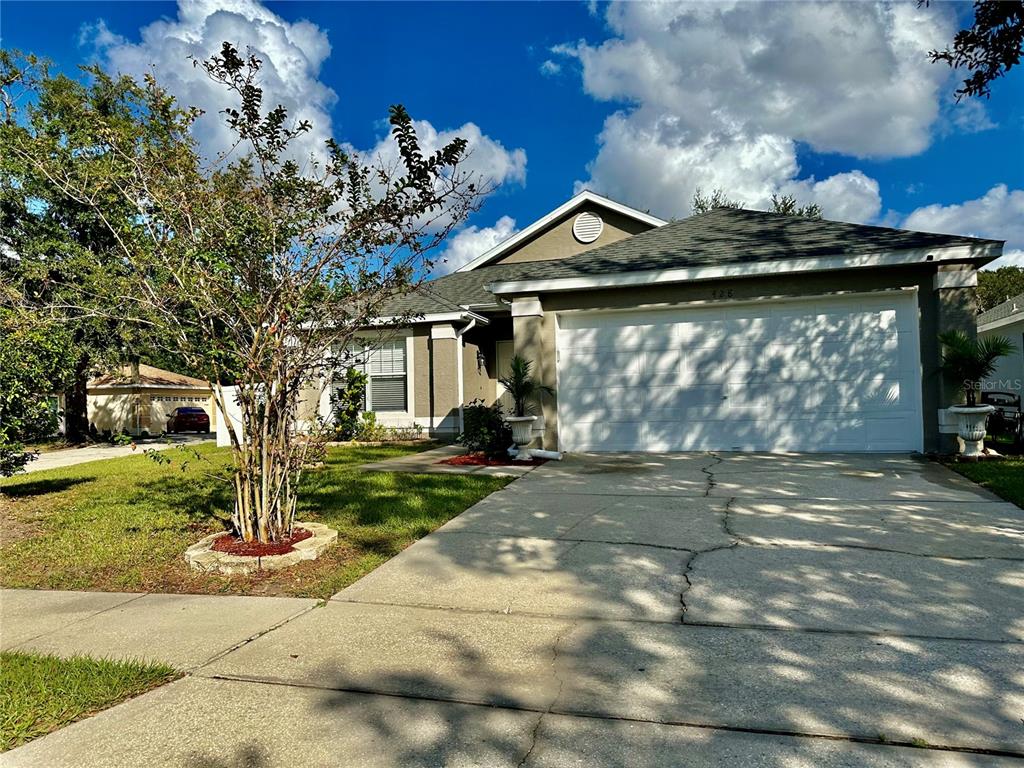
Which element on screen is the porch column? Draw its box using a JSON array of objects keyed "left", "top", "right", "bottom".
[
  {"left": 511, "top": 295, "right": 556, "bottom": 450},
  {"left": 430, "top": 323, "right": 460, "bottom": 434},
  {"left": 934, "top": 265, "right": 979, "bottom": 453}
]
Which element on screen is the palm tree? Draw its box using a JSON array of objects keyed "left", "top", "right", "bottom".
[
  {"left": 498, "top": 355, "right": 554, "bottom": 417},
  {"left": 938, "top": 330, "right": 1016, "bottom": 406}
]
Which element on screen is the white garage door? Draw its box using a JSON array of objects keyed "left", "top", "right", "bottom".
[{"left": 556, "top": 293, "right": 922, "bottom": 453}]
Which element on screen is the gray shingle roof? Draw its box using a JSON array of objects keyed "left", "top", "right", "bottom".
[
  {"left": 978, "top": 293, "right": 1024, "bottom": 326},
  {"left": 382, "top": 208, "right": 1003, "bottom": 318}
]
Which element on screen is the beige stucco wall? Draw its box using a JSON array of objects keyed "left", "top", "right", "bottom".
[
  {"left": 88, "top": 386, "right": 215, "bottom": 436},
  {"left": 413, "top": 328, "right": 432, "bottom": 422},
  {"left": 491, "top": 203, "right": 654, "bottom": 266},
  {"left": 431, "top": 335, "right": 460, "bottom": 432},
  {"left": 462, "top": 332, "right": 495, "bottom": 405},
  {"left": 508, "top": 264, "right": 978, "bottom": 453}
]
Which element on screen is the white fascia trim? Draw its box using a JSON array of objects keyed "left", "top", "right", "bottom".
[
  {"left": 487, "top": 244, "right": 1003, "bottom": 295},
  {"left": 978, "top": 313, "right": 1024, "bottom": 333},
  {"left": 368, "top": 310, "right": 489, "bottom": 327},
  {"left": 455, "top": 190, "right": 667, "bottom": 274},
  {"left": 430, "top": 323, "right": 457, "bottom": 340},
  {"left": 511, "top": 296, "right": 543, "bottom": 318}
]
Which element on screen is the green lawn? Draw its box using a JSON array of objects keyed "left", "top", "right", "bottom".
[
  {"left": 950, "top": 455, "right": 1024, "bottom": 508},
  {"left": 0, "top": 652, "right": 178, "bottom": 751},
  {"left": 0, "top": 442, "right": 509, "bottom": 598}
]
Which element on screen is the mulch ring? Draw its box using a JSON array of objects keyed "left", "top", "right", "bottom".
[
  {"left": 440, "top": 452, "right": 548, "bottom": 468},
  {"left": 211, "top": 527, "right": 314, "bottom": 557}
]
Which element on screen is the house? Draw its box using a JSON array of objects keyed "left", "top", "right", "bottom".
[
  {"left": 978, "top": 293, "right": 1024, "bottom": 396},
  {"left": 319, "top": 190, "right": 1004, "bottom": 454},
  {"left": 88, "top": 364, "right": 215, "bottom": 437}
]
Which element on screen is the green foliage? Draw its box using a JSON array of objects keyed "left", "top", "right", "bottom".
[
  {"left": 458, "top": 400, "right": 513, "bottom": 459},
  {"left": 498, "top": 356, "right": 555, "bottom": 417},
  {"left": 0, "top": 443, "right": 508, "bottom": 599},
  {"left": 926, "top": 0, "right": 1023, "bottom": 100},
  {"left": 691, "top": 187, "right": 742, "bottom": 213},
  {"left": 0, "top": 651, "right": 178, "bottom": 750},
  {"left": 691, "top": 188, "right": 823, "bottom": 218},
  {"left": 938, "top": 329, "right": 1016, "bottom": 405},
  {"left": 768, "top": 193, "right": 823, "bottom": 219},
  {"left": 977, "top": 267, "right": 1024, "bottom": 312},
  {"left": 351, "top": 412, "right": 423, "bottom": 442},
  {"left": 0, "top": 311, "right": 76, "bottom": 475},
  {"left": 2, "top": 42, "right": 481, "bottom": 543},
  {"left": 333, "top": 368, "right": 368, "bottom": 440}
]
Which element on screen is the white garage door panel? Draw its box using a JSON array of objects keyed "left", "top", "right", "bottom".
[{"left": 556, "top": 294, "right": 922, "bottom": 453}]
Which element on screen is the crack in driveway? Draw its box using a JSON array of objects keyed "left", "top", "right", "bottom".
[{"left": 517, "top": 618, "right": 577, "bottom": 767}]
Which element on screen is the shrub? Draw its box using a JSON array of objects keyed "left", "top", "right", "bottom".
[
  {"left": 458, "top": 400, "right": 512, "bottom": 459},
  {"left": 351, "top": 412, "right": 423, "bottom": 442},
  {"left": 110, "top": 432, "right": 133, "bottom": 446},
  {"left": 333, "top": 368, "right": 368, "bottom": 440}
]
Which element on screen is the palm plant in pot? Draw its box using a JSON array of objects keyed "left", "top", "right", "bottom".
[
  {"left": 939, "top": 330, "right": 1016, "bottom": 457},
  {"left": 498, "top": 355, "right": 554, "bottom": 460}
]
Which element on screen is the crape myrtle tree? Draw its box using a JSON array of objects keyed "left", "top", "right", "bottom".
[{"left": 4, "top": 43, "right": 482, "bottom": 543}]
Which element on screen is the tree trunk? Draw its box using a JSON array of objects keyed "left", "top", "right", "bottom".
[{"left": 65, "top": 354, "right": 90, "bottom": 443}]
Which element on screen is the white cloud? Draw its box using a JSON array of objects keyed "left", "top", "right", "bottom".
[
  {"left": 364, "top": 120, "right": 526, "bottom": 194},
  {"left": 945, "top": 98, "right": 997, "bottom": 135},
  {"left": 560, "top": 1, "right": 963, "bottom": 222},
  {"left": 902, "top": 185, "right": 1024, "bottom": 270},
  {"left": 83, "top": 0, "right": 527, "bottom": 219},
  {"left": 539, "top": 59, "right": 562, "bottom": 77},
  {"left": 87, "top": 0, "right": 338, "bottom": 166},
  {"left": 433, "top": 216, "right": 518, "bottom": 276}
]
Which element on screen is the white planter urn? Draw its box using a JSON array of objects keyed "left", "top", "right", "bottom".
[
  {"left": 948, "top": 404, "right": 995, "bottom": 457},
  {"left": 505, "top": 415, "right": 537, "bottom": 461}
]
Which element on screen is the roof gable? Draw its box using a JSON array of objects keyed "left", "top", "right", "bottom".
[
  {"left": 488, "top": 207, "right": 1004, "bottom": 284},
  {"left": 89, "top": 364, "right": 210, "bottom": 389},
  {"left": 455, "top": 190, "right": 665, "bottom": 273}
]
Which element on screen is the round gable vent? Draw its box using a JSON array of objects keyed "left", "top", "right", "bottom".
[{"left": 572, "top": 211, "right": 604, "bottom": 244}]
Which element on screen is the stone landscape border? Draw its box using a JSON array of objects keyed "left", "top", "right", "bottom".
[{"left": 185, "top": 522, "right": 338, "bottom": 575}]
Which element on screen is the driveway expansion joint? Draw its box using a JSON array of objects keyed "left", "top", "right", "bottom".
[{"left": 193, "top": 599, "right": 324, "bottom": 672}]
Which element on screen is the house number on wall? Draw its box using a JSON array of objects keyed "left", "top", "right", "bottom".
[{"left": 711, "top": 288, "right": 734, "bottom": 300}]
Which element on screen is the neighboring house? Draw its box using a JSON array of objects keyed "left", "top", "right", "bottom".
[
  {"left": 318, "top": 190, "right": 1003, "bottom": 454},
  {"left": 978, "top": 293, "right": 1024, "bottom": 396},
  {"left": 88, "top": 364, "right": 215, "bottom": 437}
]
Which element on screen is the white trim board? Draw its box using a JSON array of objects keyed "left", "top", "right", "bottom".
[
  {"left": 488, "top": 244, "right": 999, "bottom": 296},
  {"left": 455, "top": 190, "right": 666, "bottom": 273},
  {"left": 979, "top": 313, "right": 1024, "bottom": 333},
  {"left": 368, "top": 311, "right": 489, "bottom": 327}
]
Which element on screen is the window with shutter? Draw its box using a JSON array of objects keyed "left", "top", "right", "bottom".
[{"left": 338, "top": 338, "right": 407, "bottom": 413}]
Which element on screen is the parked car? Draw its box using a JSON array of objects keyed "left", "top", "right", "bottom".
[{"left": 166, "top": 406, "right": 210, "bottom": 434}]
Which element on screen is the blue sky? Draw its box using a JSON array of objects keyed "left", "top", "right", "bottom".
[{"left": 2, "top": 0, "right": 1022, "bottom": 270}]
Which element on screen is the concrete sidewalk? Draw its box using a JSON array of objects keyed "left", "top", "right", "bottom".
[
  {"left": 0, "top": 590, "right": 317, "bottom": 670},
  {"left": 21, "top": 436, "right": 212, "bottom": 474},
  {"left": 3, "top": 452, "right": 1022, "bottom": 767}
]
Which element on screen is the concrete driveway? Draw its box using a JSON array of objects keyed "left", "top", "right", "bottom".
[
  {"left": 21, "top": 435, "right": 212, "bottom": 474},
  {"left": 4, "top": 453, "right": 1023, "bottom": 767}
]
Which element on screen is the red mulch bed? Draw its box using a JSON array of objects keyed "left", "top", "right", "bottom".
[
  {"left": 440, "top": 453, "right": 548, "bottom": 468},
  {"left": 211, "top": 527, "right": 313, "bottom": 557}
]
